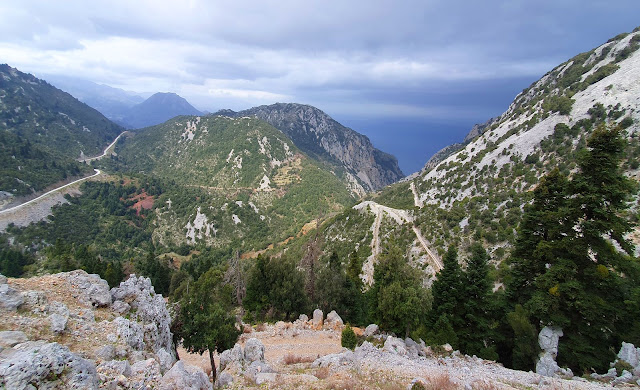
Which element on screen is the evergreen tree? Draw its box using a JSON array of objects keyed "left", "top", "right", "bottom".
[
  {"left": 176, "top": 267, "right": 240, "bottom": 383},
  {"left": 461, "top": 243, "right": 497, "bottom": 360},
  {"left": 508, "top": 124, "right": 639, "bottom": 373},
  {"left": 427, "top": 245, "right": 464, "bottom": 348},
  {"left": 369, "top": 244, "right": 430, "bottom": 337}
]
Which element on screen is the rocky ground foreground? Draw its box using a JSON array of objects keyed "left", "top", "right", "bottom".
[{"left": 0, "top": 271, "right": 638, "bottom": 389}]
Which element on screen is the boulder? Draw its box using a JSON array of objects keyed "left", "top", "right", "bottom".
[
  {"left": 354, "top": 341, "right": 379, "bottom": 360},
  {"left": 215, "top": 371, "right": 234, "bottom": 388},
  {"left": 245, "top": 360, "right": 275, "bottom": 382},
  {"left": 0, "top": 282, "right": 23, "bottom": 311},
  {"left": 383, "top": 336, "right": 407, "bottom": 356},
  {"left": 159, "top": 360, "right": 212, "bottom": 390},
  {"left": 220, "top": 343, "right": 244, "bottom": 371},
  {"left": 50, "top": 313, "right": 68, "bottom": 334},
  {"left": 0, "top": 330, "right": 28, "bottom": 349},
  {"left": 0, "top": 274, "right": 6, "bottom": 284},
  {"left": 325, "top": 310, "right": 344, "bottom": 329},
  {"left": 255, "top": 372, "right": 278, "bottom": 384},
  {"left": 112, "top": 300, "right": 131, "bottom": 314},
  {"left": 95, "top": 345, "right": 116, "bottom": 362},
  {"left": 299, "top": 314, "right": 309, "bottom": 322},
  {"left": 536, "top": 326, "right": 566, "bottom": 378},
  {"left": 404, "top": 337, "right": 423, "bottom": 357},
  {"left": 0, "top": 341, "right": 98, "bottom": 389},
  {"left": 244, "top": 338, "right": 265, "bottom": 364},
  {"left": 156, "top": 348, "right": 176, "bottom": 373},
  {"left": 612, "top": 370, "right": 634, "bottom": 385},
  {"left": 21, "top": 290, "right": 47, "bottom": 308},
  {"left": 363, "top": 324, "right": 379, "bottom": 337},
  {"left": 312, "top": 350, "right": 355, "bottom": 368},
  {"left": 312, "top": 309, "right": 323, "bottom": 328},
  {"left": 617, "top": 342, "right": 640, "bottom": 368},
  {"left": 59, "top": 270, "right": 111, "bottom": 307},
  {"left": 591, "top": 367, "right": 618, "bottom": 382}
]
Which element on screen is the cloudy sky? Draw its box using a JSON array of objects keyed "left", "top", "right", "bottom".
[{"left": 1, "top": 1, "right": 639, "bottom": 173}]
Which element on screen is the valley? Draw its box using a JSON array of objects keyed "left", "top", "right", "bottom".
[{"left": 1, "top": 21, "right": 640, "bottom": 390}]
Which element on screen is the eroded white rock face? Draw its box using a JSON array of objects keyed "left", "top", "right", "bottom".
[
  {"left": 244, "top": 338, "right": 265, "bottom": 364},
  {"left": 536, "top": 326, "right": 572, "bottom": 378},
  {"left": 111, "top": 275, "right": 175, "bottom": 363},
  {"left": 59, "top": 270, "right": 112, "bottom": 307},
  {"left": 0, "top": 341, "right": 98, "bottom": 389}
]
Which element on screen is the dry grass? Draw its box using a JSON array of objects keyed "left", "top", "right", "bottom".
[
  {"left": 314, "top": 367, "right": 330, "bottom": 380},
  {"left": 282, "top": 353, "right": 316, "bottom": 365},
  {"left": 421, "top": 373, "right": 461, "bottom": 390},
  {"left": 470, "top": 379, "right": 504, "bottom": 390}
]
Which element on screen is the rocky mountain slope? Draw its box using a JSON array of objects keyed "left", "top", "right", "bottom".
[
  {"left": 0, "top": 271, "right": 214, "bottom": 389},
  {"left": 0, "top": 64, "right": 123, "bottom": 197},
  {"left": 123, "top": 92, "right": 202, "bottom": 129},
  {"left": 217, "top": 103, "right": 404, "bottom": 192},
  {"left": 294, "top": 28, "right": 640, "bottom": 284},
  {"left": 114, "top": 115, "right": 355, "bottom": 250}
]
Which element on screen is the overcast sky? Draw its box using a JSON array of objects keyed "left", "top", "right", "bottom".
[{"left": 2, "top": 1, "right": 639, "bottom": 173}]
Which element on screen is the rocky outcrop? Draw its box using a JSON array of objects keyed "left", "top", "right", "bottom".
[
  {"left": 0, "top": 273, "right": 23, "bottom": 310},
  {"left": 363, "top": 324, "right": 379, "bottom": 337},
  {"left": 535, "top": 326, "right": 572, "bottom": 378},
  {"left": 159, "top": 360, "right": 212, "bottom": 390},
  {"left": 218, "top": 338, "right": 276, "bottom": 385},
  {"left": 0, "top": 341, "right": 98, "bottom": 389},
  {"left": 59, "top": 270, "right": 112, "bottom": 307},
  {"left": 110, "top": 274, "right": 175, "bottom": 359},
  {"left": 592, "top": 342, "right": 640, "bottom": 385},
  {"left": 224, "top": 103, "right": 405, "bottom": 191}
]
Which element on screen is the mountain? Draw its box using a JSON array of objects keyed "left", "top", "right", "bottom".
[
  {"left": 114, "top": 114, "right": 356, "bottom": 250},
  {"left": 123, "top": 92, "right": 202, "bottom": 129},
  {"left": 42, "top": 74, "right": 145, "bottom": 126},
  {"left": 296, "top": 28, "right": 640, "bottom": 284},
  {"left": 215, "top": 103, "right": 404, "bottom": 192},
  {"left": 0, "top": 64, "right": 123, "bottom": 197}
]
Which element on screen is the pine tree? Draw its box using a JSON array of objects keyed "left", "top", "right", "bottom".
[
  {"left": 176, "top": 268, "right": 240, "bottom": 383},
  {"left": 427, "top": 245, "right": 464, "bottom": 348}
]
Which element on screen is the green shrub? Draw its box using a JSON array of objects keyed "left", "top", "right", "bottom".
[{"left": 341, "top": 325, "right": 357, "bottom": 350}]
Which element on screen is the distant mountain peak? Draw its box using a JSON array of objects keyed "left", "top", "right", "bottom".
[{"left": 123, "top": 92, "right": 202, "bottom": 129}]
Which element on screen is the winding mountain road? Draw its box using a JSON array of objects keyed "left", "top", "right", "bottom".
[{"left": 0, "top": 169, "right": 101, "bottom": 216}]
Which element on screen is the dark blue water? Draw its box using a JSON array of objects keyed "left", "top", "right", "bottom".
[{"left": 339, "top": 117, "right": 471, "bottom": 175}]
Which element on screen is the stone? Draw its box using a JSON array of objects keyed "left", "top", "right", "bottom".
[
  {"left": 404, "top": 337, "right": 423, "bottom": 357},
  {"left": 299, "top": 314, "right": 309, "bottom": 322},
  {"left": 312, "top": 308, "right": 323, "bottom": 328},
  {"left": 156, "top": 347, "right": 176, "bottom": 373},
  {"left": 244, "top": 338, "right": 265, "bottom": 364},
  {"left": 130, "top": 358, "right": 162, "bottom": 389},
  {"left": 0, "top": 274, "right": 6, "bottom": 284},
  {"left": 311, "top": 350, "right": 355, "bottom": 368},
  {"left": 59, "top": 270, "right": 112, "bottom": 307},
  {"left": 354, "top": 341, "right": 379, "bottom": 360},
  {"left": 591, "top": 367, "right": 617, "bottom": 382},
  {"left": 325, "top": 310, "right": 344, "bottom": 329},
  {"left": 617, "top": 342, "right": 640, "bottom": 368},
  {"left": 111, "top": 275, "right": 174, "bottom": 356},
  {"left": 363, "top": 324, "right": 379, "bottom": 337},
  {"left": 245, "top": 360, "right": 275, "bottom": 382},
  {"left": 255, "top": 372, "right": 278, "bottom": 384},
  {"left": 97, "top": 359, "right": 132, "bottom": 377},
  {"left": 612, "top": 370, "right": 634, "bottom": 385},
  {"left": 383, "top": 336, "right": 407, "bottom": 356},
  {"left": 536, "top": 326, "right": 564, "bottom": 377},
  {"left": 220, "top": 343, "right": 243, "bottom": 372},
  {"left": 21, "top": 290, "right": 47, "bottom": 307},
  {"left": 159, "top": 360, "right": 212, "bottom": 390},
  {"left": 50, "top": 313, "right": 68, "bottom": 334},
  {"left": 0, "top": 341, "right": 98, "bottom": 389},
  {"left": 443, "top": 343, "right": 453, "bottom": 352},
  {"left": 95, "top": 345, "right": 116, "bottom": 361},
  {"left": 408, "top": 378, "right": 428, "bottom": 390},
  {"left": 215, "top": 371, "right": 233, "bottom": 388},
  {"left": 538, "top": 326, "right": 563, "bottom": 356},
  {"left": 0, "top": 282, "right": 23, "bottom": 310},
  {"left": 0, "top": 330, "right": 28, "bottom": 348},
  {"left": 112, "top": 300, "right": 130, "bottom": 315}
]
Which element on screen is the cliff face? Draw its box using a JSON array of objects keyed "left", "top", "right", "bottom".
[{"left": 229, "top": 103, "right": 404, "bottom": 191}]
